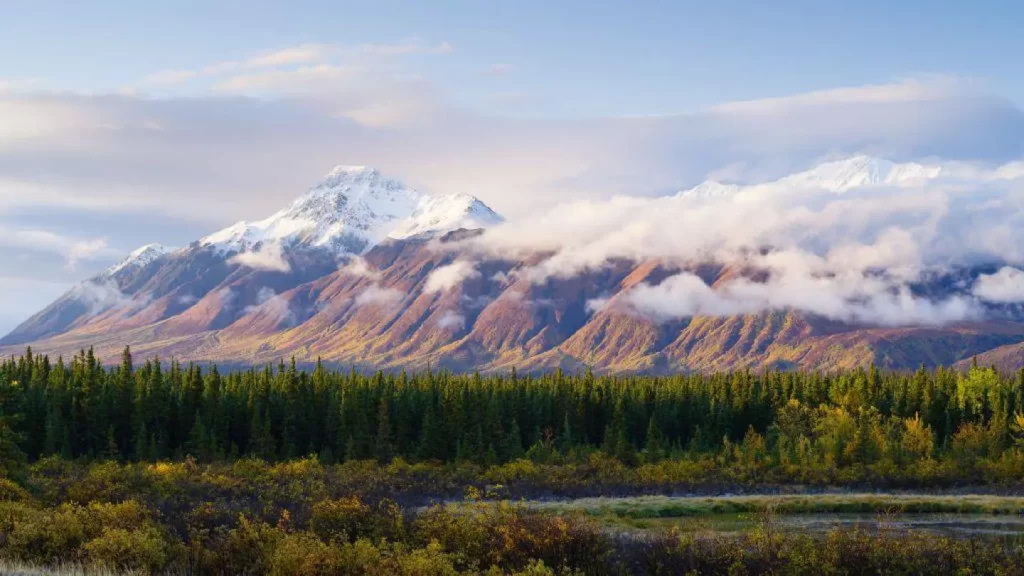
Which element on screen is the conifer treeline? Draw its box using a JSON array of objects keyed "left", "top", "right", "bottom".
[{"left": 2, "top": 347, "right": 1024, "bottom": 468}]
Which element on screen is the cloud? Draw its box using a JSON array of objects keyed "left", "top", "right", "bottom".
[
  {"left": 354, "top": 40, "right": 454, "bottom": 56},
  {"left": 0, "top": 224, "right": 114, "bottom": 270},
  {"left": 210, "top": 65, "right": 442, "bottom": 127},
  {"left": 436, "top": 310, "right": 465, "bottom": 330},
  {"left": 486, "top": 63, "right": 515, "bottom": 75},
  {"left": 424, "top": 261, "right": 480, "bottom": 293},
  {"left": 353, "top": 284, "right": 403, "bottom": 307},
  {"left": 974, "top": 267, "right": 1024, "bottom": 303},
  {"left": 143, "top": 43, "right": 341, "bottom": 86},
  {"left": 708, "top": 76, "right": 968, "bottom": 114},
  {"left": 244, "top": 44, "right": 332, "bottom": 68},
  {"left": 624, "top": 271, "right": 978, "bottom": 327},
  {"left": 142, "top": 70, "right": 198, "bottom": 85},
  {"left": 212, "top": 64, "right": 359, "bottom": 94},
  {"left": 228, "top": 242, "right": 291, "bottom": 272},
  {"left": 339, "top": 256, "right": 381, "bottom": 280},
  {"left": 70, "top": 278, "right": 136, "bottom": 314},
  {"left": 4, "top": 75, "right": 1024, "bottom": 332},
  {"left": 215, "top": 287, "right": 235, "bottom": 310},
  {"left": 4, "top": 76, "right": 1019, "bottom": 229},
  {"left": 456, "top": 154, "right": 1024, "bottom": 326},
  {"left": 1, "top": 77, "right": 1021, "bottom": 228},
  {"left": 66, "top": 238, "right": 109, "bottom": 271},
  {"left": 142, "top": 40, "right": 452, "bottom": 95},
  {"left": 243, "top": 286, "right": 297, "bottom": 326},
  {"left": 0, "top": 78, "right": 44, "bottom": 94}
]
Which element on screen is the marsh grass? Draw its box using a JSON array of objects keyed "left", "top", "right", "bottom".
[
  {"left": 0, "top": 560, "right": 139, "bottom": 576},
  {"left": 530, "top": 493, "right": 1024, "bottom": 519}
]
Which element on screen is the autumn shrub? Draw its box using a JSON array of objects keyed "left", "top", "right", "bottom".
[
  {"left": 198, "top": 515, "right": 282, "bottom": 575},
  {"left": 65, "top": 461, "right": 147, "bottom": 504},
  {"left": 309, "top": 496, "right": 374, "bottom": 542},
  {"left": 269, "top": 532, "right": 345, "bottom": 576},
  {"left": 391, "top": 539, "right": 461, "bottom": 576},
  {"left": 0, "top": 477, "right": 30, "bottom": 503},
  {"left": 81, "top": 526, "right": 172, "bottom": 574},
  {"left": 412, "top": 502, "right": 609, "bottom": 574}
]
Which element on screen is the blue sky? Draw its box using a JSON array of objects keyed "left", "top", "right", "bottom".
[
  {"left": 1, "top": 0, "right": 1023, "bottom": 334},
  {"left": 4, "top": 0, "right": 1023, "bottom": 115}
]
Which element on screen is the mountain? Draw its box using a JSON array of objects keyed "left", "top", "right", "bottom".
[
  {"left": 105, "top": 244, "right": 175, "bottom": 276},
  {"left": 0, "top": 166, "right": 502, "bottom": 347},
  {"left": 6, "top": 158, "right": 1024, "bottom": 373},
  {"left": 677, "top": 155, "right": 943, "bottom": 199},
  {"left": 200, "top": 165, "right": 503, "bottom": 254}
]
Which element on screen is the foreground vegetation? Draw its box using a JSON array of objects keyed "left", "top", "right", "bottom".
[
  {"left": 3, "top": 349, "right": 1024, "bottom": 573},
  {"left": 1, "top": 457, "right": 1024, "bottom": 574}
]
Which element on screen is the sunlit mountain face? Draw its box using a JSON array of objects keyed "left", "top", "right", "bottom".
[{"left": 7, "top": 156, "right": 1024, "bottom": 373}]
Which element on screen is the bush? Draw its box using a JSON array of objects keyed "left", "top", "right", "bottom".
[
  {"left": 82, "top": 526, "right": 171, "bottom": 574},
  {"left": 0, "top": 477, "right": 30, "bottom": 503},
  {"left": 201, "top": 515, "right": 282, "bottom": 575},
  {"left": 3, "top": 504, "right": 87, "bottom": 564},
  {"left": 269, "top": 532, "right": 344, "bottom": 576}
]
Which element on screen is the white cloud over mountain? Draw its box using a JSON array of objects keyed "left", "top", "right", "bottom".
[{"left": 466, "top": 156, "right": 1024, "bottom": 326}]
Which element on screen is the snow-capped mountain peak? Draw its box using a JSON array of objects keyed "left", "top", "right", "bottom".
[
  {"left": 200, "top": 166, "right": 502, "bottom": 256},
  {"left": 677, "top": 155, "right": 944, "bottom": 199},
  {"left": 389, "top": 193, "right": 504, "bottom": 240},
  {"left": 779, "top": 155, "right": 942, "bottom": 192},
  {"left": 105, "top": 243, "right": 174, "bottom": 276}
]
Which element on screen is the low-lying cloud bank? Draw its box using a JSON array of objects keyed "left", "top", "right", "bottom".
[{"left": 460, "top": 156, "right": 1024, "bottom": 326}]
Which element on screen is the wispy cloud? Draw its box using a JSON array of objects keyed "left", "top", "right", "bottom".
[
  {"left": 424, "top": 261, "right": 480, "bottom": 293},
  {"left": 974, "top": 267, "right": 1024, "bottom": 303},
  {"left": 0, "top": 225, "right": 114, "bottom": 270},
  {"left": 66, "top": 238, "right": 109, "bottom": 271},
  {"left": 708, "top": 76, "right": 971, "bottom": 114},
  {"left": 142, "top": 69, "right": 198, "bottom": 85},
  {"left": 142, "top": 40, "right": 453, "bottom": 87},
  {"left": 353, "top": 284, "right": 403, "bottom": 307},
  {"left": 2, "top": 76, "right": 1022, "bottom": 229},
  {"left": 485, "top": 63, "right": 515, "bottom": 75},
  {"left": 0, "top": 78, "right": 45, "bottom": 93},
  {"left": 354, "top": 40, "right": 454, "bottom": 56},
  {"left": 228, "top": 242, "right": 291, "bottom": 272}
]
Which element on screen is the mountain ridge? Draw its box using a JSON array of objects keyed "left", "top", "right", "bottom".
[{"left": 8, "top": 157, "right": 1024, "bottom": 373}]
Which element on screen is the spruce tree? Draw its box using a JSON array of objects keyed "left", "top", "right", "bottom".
[
  {"left": 374, "top": 396, "right": 393, "bottom": 464},
  {"left": 644, "top": 416, "right": 665, "bottom": 462},
  {"left": 418, "top": 398, "right": 445, "bottom": 461}
]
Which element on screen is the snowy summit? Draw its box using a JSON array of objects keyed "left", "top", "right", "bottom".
[
  {"left": 197, "top": 165, "right": 502, "bottom": 255},
  {"left": 678, "top": 155, "right": 944, "bottom": 199},
  {"left": 105, "top": 243, "right": 175, "bottom": 276}
]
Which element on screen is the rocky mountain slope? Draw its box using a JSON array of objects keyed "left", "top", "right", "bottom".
[{"left": 6, "top": 159, "right": 1024, "bottom": 372}]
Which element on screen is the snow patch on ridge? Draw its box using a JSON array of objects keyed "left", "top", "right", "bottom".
[
  {"left": 678, "top": 155, "right": 944, "bottom": 199},
  {"left": 105, "top": 243, "right": 174, "bottom": 276}
]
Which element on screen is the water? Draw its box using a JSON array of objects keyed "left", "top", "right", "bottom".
[
  {"left": 520, "top": 493, "right": 1024, "bottom": 539},
  {"left": 776, "top": 513, "right": 1024, "bottom": 538}
]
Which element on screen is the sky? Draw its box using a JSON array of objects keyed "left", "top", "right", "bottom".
[{"left": 1, "top": 0, "right": 1024, "bottom": 333}]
